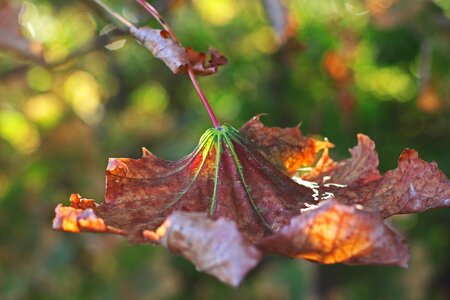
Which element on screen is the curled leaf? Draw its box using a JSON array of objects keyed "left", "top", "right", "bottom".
[
  {"left": 130, "top": 27, "right": 227, "bottom": 76},
  {"left": 53, "top": 116, "right": 450, "bottom": 286},
  {"left": 143, "top": 211, "right": 262, "bottom": 287},
  {"left": 97, "top": 124, "right": 310, "bottom": 244},
  {"left": 186, "top": 47, "right": 228, "bottom": 76},
  {"left": 240, "top": 115, "right": 333, "bottom": 177},
  {"left": 333, "top": 148, "right": 450, "bottom": 218},
  {"left": 259, "top": 199, "right": 409, "bottom": 267},
  {"left": 308, "top": 133, "right": 381, "bottom": 185},
  {"left": 52, "top": 194, "right": 125, "bottom": 234},
  {"left": 130, "top": 27, "right": 187, "bottom": 74}
]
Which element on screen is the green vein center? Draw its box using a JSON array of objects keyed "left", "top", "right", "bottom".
[{"left": 165, "top": 125, "right": 272, "bottom": 232}]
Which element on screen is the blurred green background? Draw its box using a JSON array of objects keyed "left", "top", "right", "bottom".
[{"left": 1, "top": 0, "right": 449, "bottom": 299}]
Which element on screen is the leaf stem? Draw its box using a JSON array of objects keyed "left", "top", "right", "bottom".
[
  {"left": 135, "top": 0, "right": 178, "bottom": 42},
  {"left": 187, "top": 67, "right": 221, "bottom": 128},
  {"left": 136, "top": 0, "right": 221, "bottom": 128}
]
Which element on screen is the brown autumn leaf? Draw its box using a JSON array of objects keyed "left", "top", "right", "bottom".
[
  {"left": 331, "top": 148, "right": 450, "bottom": 218},
  {"left": 52, "top": 194, "right": 125, "bottom": 234},
  {"left": 259, "top": 199, "right": 409, "bottom": 267},
  {"left": 239, "top": 114, "right": 333, "bottom": 177},
  {"left": 83, "top": 123, "right": 311, "bottom": 244},
  {"left": 291, "top": 133, "right": 450, "bottom": 218},
  {"left": 53, "top": 117, "right": 450, "bottom": 286},
  {"left": 130, "top": 27, "right": 227, "bottom": 75},
  {"left": 304, "top": 133, "right": 381, "bottom": 185},
  {"left": 143, "top": 211, "right": 262, "bottom": 286}
]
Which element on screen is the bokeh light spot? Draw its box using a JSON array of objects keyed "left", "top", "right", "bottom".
[
  {"left": 193, "top": 0, "right": 238, "bottom": 26},
  {"left": 64, "top": 71, "right": 103, "bottom": 124},
  {"left": 131, "top": 82, "right": 169, "bottom": 114},
  {"left": 27, "top": 66, "right": 53, "bottom": 92},
  {"left": 0, "top": 110, "right": 40, "bottom": 153},
  {"left": 24, "top": 93, "right": 63, "bottom": 127},
  {"left": 356, "top": 66, "right": 416, "bottom": 101},
  {"left": 247, "top": 26, "right": 278, "bottom": 54}
]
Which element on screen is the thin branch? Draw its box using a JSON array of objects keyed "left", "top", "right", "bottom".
[
  {"left": 135, "top": 0, "right": 221, "bottom": 128},
  {"left": 187, "top": 66, "right": 221, "bottom": 129},
  {"left": 0, "top": 34, "right": 113, "bottom": 80},
  {"left": 90, "top": 0, "right": 135, "bottom": 29},
  {"left": 91, "top": 0, "right": 222, "bottom": 128},
  {"left": 136, "top": 0, "right": 178, "bottom": 42}
]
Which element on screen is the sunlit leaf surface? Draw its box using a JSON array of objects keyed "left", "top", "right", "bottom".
[{"left": 53, "top": 118, "right": 450, "bottom": 286}]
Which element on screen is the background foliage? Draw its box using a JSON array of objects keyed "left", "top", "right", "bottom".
[{"left": 0, "top": 0, "right": 449, "bottom": 299}]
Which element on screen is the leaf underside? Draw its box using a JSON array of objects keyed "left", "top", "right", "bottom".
[{"left": 53, "top": 116, "right": 450, "bottom": 286}]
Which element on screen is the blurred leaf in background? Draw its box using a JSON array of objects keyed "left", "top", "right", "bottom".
[{"left": 0, "top": 0, "right": 449, "bottom": 299}]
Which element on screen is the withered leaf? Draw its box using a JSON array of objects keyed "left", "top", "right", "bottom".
[
  {"left": 331, "top": 147, "right": 450, "bottom": 218},
  {"left": 53, "top": 117, "right": 450, "bottom": 286},
  {"left": 53, "top": 194, "right": 125, "bottom": 234},
  {"left": 239, "top": 115, "right": 333, "bottom": 177},
  {"left": 130, "top": 27, "right": 227, "bottom": 75},
  {"left": 96, "top": 123, "right": 310, "bottom": 244},
  {"left": 306, "top": 133, "right": 381, "bottom": 185},
  {"left": 143, "top": 211, "right": 262, "bottom": 287},
  {"left": 259, "top": 199, "right": 409, "bottom": 267}
]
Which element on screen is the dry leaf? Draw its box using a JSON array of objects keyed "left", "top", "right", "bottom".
[
  {"left": 240, "top": 115, "right": 333, "bottom": 177},
  {"left": 130, "top": 27, "right": 227, "bottom": 75},
  {"left": 332, "top": 148, "right": 450, "bottom": 218},
  {"left": 53, "top": 117, "right": 450, "bottom": 286},
  {"left": 259, "top": 199, "right": 409, "bottom": 267},
  {"left": 143, "top": 211, "right": 262, "bottom": 286}
]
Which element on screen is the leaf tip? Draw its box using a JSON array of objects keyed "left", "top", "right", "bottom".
[
  {"left": 142, "top": 147, "right": 151, "bottom": 157},
  {"left": 107, "top": 158, "right": 129, "bottom": 177},
  {"left": 399, "top": 149, "right": 419, "bottom": 162},
  {"left": 444, "top": 198, "right": 450, "bottom": 207},
  {"left": 52, "top": 205, "right": 107, "bottom": 233},
  {"left": 252, "top": 113, "right": 267, "bottom": 121}
]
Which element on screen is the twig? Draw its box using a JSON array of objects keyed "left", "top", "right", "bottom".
[
  {"left": 90, "top": 0, "right": 222, "bottom": 128},
  {"left": 135, "top": 0, "right": 221, "bottom": 128},
  {"left": 90, "top": 0, "right": 135, "bottom": 29},
  {"left": 135, "top": 0, "right": 178, "bottom": 42},
  {"left": 187, "top": 66, "right": 221, "bottom": 129},
  {"left": 0, "top": 34, "right": 112, "bottom": 80}
]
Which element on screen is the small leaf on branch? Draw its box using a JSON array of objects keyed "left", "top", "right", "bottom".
[
  {"left": 91, "top": 0, "right": 227, "bottom": 76},
  {"left": 130, "top": 27, "right": 187, "bottom": 74},
  {"left": 130, "top": 27, "right": 227, "bottom": 75}
]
